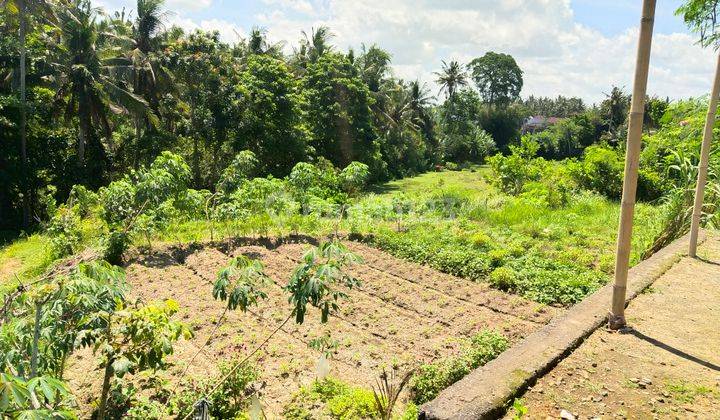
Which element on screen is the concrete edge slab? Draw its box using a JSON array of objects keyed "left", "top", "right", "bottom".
[{"left": 419, "top": 231, "right": 706, "bottom": 420}]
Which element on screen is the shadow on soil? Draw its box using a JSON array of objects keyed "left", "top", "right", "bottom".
[
  {"left": 125, "top": 234, "right": 322, "bottom": 268},
  {"left": 625, "top": 328, "right": 720, "bottom": 372},
  {"left": 696, "top": 256, "right": 720, "bottom": 267}
]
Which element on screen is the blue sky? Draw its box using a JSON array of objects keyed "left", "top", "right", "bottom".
[
  {"left": 571, "top": 0, "right": 688, "bottom": 36},
  {"left": 97, "top": 0, "right": 715, "bottom": 104}
]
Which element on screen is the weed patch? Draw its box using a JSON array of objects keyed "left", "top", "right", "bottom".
[{"left": 409, "top": 329, "right": 508, "bottom": 404}]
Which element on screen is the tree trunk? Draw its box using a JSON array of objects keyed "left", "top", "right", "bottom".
[
  {"left": 609, "top": 0, "right": 656, "bottom": 330},
  {"left": 30, "top": 301, "right": 42, "bottom": 378},
  {"left": 213, "top": 127, "right": 225, "bottom": 184},
  {"left": 97, "top": 360, "right": 113, "bottom": 420},
  {"left": 134, "top": 118, "right": 142, "bottom": 169},
  {"left": 78, "top": 106, "right": 90, "bottom": 168},
  {"left": 19, "top": 0, "right": 30, "bottom": 228},
  {"left": 97, "top": 319, "right": 114, "bottom": 420},
  {"left": 190, "top": 99, "right": 200, "bottom": 187},
  {"left": 689, "top": 52, "right": 720, "bottom": 257}
]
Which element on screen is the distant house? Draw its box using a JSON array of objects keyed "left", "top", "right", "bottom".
[{"left": 521, "top": 115, "right": 564, "bottom": 134}]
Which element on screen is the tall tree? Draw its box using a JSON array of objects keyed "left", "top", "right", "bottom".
[
  {"left": 162, "top": 30, "right": 236, "bottom": 186},
  {"left": 244, "top": 26, "right": 283, "bottom": 56},
  {"left": 434, "top": 60, "right": 468, "bottom": 99},
  {"left": 3, "top": 0, "right": 55, "bottom": 226},
  {"left": 468, "top": 51, "right": 523, "bottom": 107},
  {"left": 355, "top": 44, "right": 392, "bottom": 94},
  {"left": 408, "top": 80, "right": 439, "bottom": 161},
  {"left": 53, "top": 0, "right": 152, "bottom": 172},
  {"left": 303, "top": 52, "right": 379, "bottom": 170},
  {"left": 600, "top": 86, "right": 631, "bottom": 137},
  {"left": 435, "top": 60, "right": 468, "bottom": 99},
  {"left": 378, "top": 82, "right": 425, "bottom": 175},
  {"left": 236, "top": 54, "right": 307, "bottom": 176},
  {"left": 298, "top": 26, "right": 333, "bottom": 65},
  {"left": 107, "top": 0, "right": 168, "bottom": 167}
]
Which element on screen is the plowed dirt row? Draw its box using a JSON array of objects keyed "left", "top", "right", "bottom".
[{"left": 66, "top": 237, "right": 565, "bottom": 416}]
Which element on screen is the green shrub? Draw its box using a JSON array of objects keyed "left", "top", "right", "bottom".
[
  {"left": 502, "top": 255, "right": 607, "bottom": 305},
  {"left": 410, "top": 330, "right": 508, "bottom": 404},
  {"left": 339, "top": 161, "right": 370, "bottom": 195},
  {"left": 470, "top": 232, "right": 492, "bottom": 249},
  {"left": 175, "top": 189, "right": 212, "bottom": 221},
  {"left": 283, "top": 378, "right": 377, "bottom": 420},
  {"left": 488, "top": 266, "right": 516, "bottom": 290},
  {"left": 102, "top": 230, "right": 131, "bottom": 265},
  {"left": 218, "top": 150, "right": 259, "bottom": 193},
  {"left": 68, "top": 184, "right": 99, "bottom": 218},
  {"left": 326, "top": 386, "right": 376, "bottom": 419},
  {"left": 125, "top": 397, "right": 167, "bottom": 420},
  {"left": 519, "top": 166, "right": 572, "bottom": 209},
  {"left": 487, "top": 248, "right": 509, "bottom": 267},
  {"left": 169, "top": 361, "right": 259, "bottom": 419},
  {"left": 637, "top": 168, "right": 666, "bottom": 202},
  {"left": 364, "top": 225, "right": 492, "bottom": 281},
  {"left": 569, "top": 145, "right": 622, "bottom": 199},
  {"left": 488, "top": 137, "right": 546, "bottom": 195},
  {"left": 444, "top": 162, "right": 459, "bottom": 171},
  {"left": 99, "top": 179, "right": 137, "bottom": 225},
  {"left": 46, "top": 206, "right": 82, "bottom": 258}
]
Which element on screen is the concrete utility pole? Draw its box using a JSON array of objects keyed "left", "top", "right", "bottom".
[
  {"left": 689, "top": 52, "right": 720, "bottom": 257},
  {"left": 609, "top": 0, "right": 657, "bottom": 330}
]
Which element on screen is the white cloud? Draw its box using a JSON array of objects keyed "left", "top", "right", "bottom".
[
  {"left": 99, "top": 0, "right": 716, "bottom": 103},
  {"left": 261, "top": 0, "right": 315, "bottom": 15},
  {"left": 251, "top": 0, "right": 716, "bottom": 104},
  {"left": 168, "top": 16, "right": 244, "bottom": 44},
  {"left": 95, "top": 0, "right": 213, "bottom": 14},
  {"left": 166, "top": 0, "right": 213, "bottom": 12}
]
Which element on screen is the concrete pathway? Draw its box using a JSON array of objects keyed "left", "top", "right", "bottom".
[{"left": 505, "top": 234, "right": 720, "bottom": 419}]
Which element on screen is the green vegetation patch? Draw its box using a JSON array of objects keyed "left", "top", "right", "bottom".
[
  {"left": 664, "top": 380, "right": 720, "bottom": 404},
  {"left": 283, "top": 377, "right": 417, "bottom": 420},
  {"left": 409, "top": 329, "right": 509, "bottom": 404}
]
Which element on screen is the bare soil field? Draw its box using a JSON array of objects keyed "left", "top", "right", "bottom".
[{"left": 66, "top": 236, "right": 562, "bottom": 416}]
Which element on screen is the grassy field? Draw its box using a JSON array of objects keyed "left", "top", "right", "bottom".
[
  {"left": 0, "top": 166, "right": 664, "bottom": 306},
  {"left": 351, "top": 166, "right": 664, "bottom": 305}
]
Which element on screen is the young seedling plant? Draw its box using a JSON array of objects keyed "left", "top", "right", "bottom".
[
  {"left": 180, "top": 239, "right": 361, "bottom": 419},
  {"left": 77, "top": 299, "right": 190, "bottom": 420}
]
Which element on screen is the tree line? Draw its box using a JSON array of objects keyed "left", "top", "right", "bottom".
[{"left": 1, "top": 0, "right": 669, "bottom": 231}]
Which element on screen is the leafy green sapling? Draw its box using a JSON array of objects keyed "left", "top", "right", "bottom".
[
  {"left": 77, "top": 299, "right": 190, "bottom": 420},
  {"left": 0, "top": 373, "right": 74, "bottom": 419},
  {"left": 213, "top": 256, "right": 270, "bottom": 311},
  {"left": 286, "top": 240, "right": 362, "bottom": 323}
]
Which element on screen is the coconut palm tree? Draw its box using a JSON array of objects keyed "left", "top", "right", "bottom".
[
  {"left": 245, "top": 26, "right": 283, "bottom": 56},
  {"left": 300, "top": 26, "right": 333, "bottom": 63},
  {"left": 408, "top": 80, "right": 432, "bottom": 120},
  {"left": 434, "top": 60, "right": 468, "bottom": 99},
  {"left": 104, "top": 0, "right": 167, "bottom": 167},
  {"left": 53, "top": 0, "right": 152, "bottom": 169}
]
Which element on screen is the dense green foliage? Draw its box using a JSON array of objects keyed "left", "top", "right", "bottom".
[
  {"left": 409, "top": 330, "right": 508, "bottom": 404},
  {"left": 0, "top": 0, "right": 681, "bottom": 233},
  {"left": 283, "top": 377, "right": 418, "bottom": 419},
  {"left": 468, "top": 52, "right": 524, "bottom": 107}
]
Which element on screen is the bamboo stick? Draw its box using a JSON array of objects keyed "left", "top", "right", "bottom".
[
  {"left": 609, "top": 0, "right": 657, "bottom": 330},
  {"left": 689, "top": 52, "right": 720, "bottom": 257}
]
